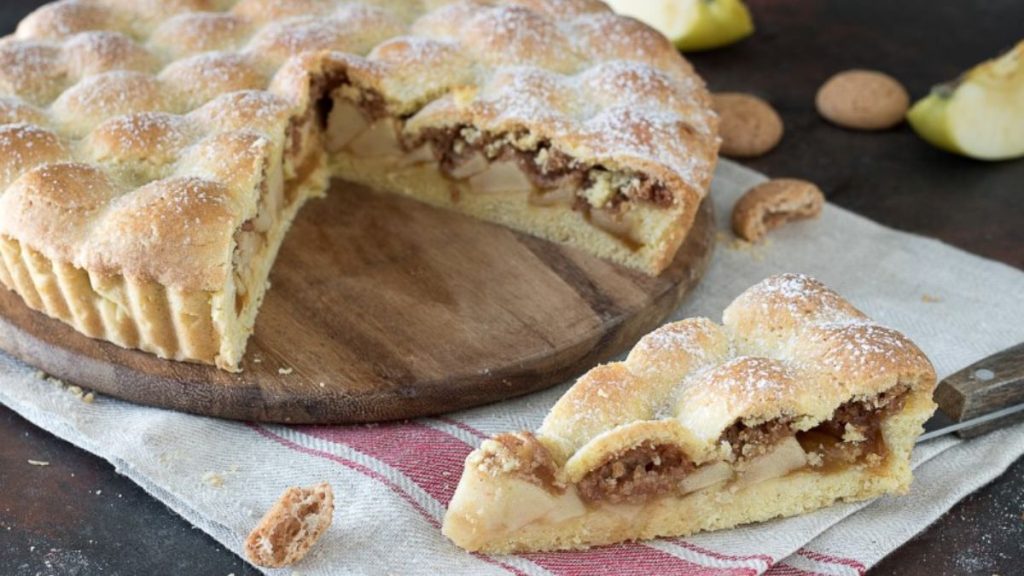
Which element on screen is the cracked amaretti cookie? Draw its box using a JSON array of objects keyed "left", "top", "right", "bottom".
[
  {"left": 0, "top": 0, "right": 718, "bottom": 371},
  {"left": 443, "top": 274, "right": 937, "bottom": 552}
]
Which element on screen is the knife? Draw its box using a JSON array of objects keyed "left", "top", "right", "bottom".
[{"left": 918, "top": 342, "right": 1024, "bottom": 443}]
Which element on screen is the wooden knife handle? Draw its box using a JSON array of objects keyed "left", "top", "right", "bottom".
[{"left": 934, "top": 342, "right": 1024, "bottom": 438}]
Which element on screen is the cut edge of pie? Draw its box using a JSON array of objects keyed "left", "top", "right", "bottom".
[
  {"left": 442, "top": 274, "right": 938, "bottom": 553},
  {"left": 0, "top": 1, "right": 719, "bottom": 371}
]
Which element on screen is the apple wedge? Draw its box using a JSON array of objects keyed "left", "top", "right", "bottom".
[
  {"left": 605, "top": 0, "right": 755, "bottom": 52},
  {"left": 907, "top": 40, "right": 1024, "bottom": 161}
]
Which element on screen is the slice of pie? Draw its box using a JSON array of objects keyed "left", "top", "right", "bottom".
[
  {"left": 0, "top": 0, "right": 719, "bottom": 370},
  {"left": 443, "top": 274, "right": 938, "bottom": 553}
]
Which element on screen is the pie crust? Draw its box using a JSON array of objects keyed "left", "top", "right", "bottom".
[
  {"left": 442, "top": 274, "right": 938, "bottom": 552},
  {"left": 0, "top": 0, "right": 719, "bottom": 370}
]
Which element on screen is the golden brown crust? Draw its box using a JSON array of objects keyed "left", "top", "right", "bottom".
[
  {"left": 731, "top": 178, "right": 825, "bottom": 242},
  {"left": 0, "top": 0, "right": 718, "bottom": 367},
  {"left": 245, "top": 482, "right": 334, "bottom": 569},
  {"left": 444, "top": 274, "right": 938, "bottom": 552}
]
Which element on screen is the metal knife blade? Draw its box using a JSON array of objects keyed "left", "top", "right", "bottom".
[{"left": 917, "top": 342, "right": 1024, "bottom": 443}]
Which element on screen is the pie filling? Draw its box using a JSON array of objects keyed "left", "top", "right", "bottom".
[
  {"left": 225, "top": 80, "right": 680, "bottom": 358},
  {"left": 230, "top": 110, "right": 323, "bottom": 327},
  {"left": 484, "top": 386, "right": 911, "bottom": 510},
  {"left": 322, "top": 86, "right": 678, "bottom": 249}
]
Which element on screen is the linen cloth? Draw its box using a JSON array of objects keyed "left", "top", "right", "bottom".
[{"left": 2, "top": 159, "right": 1023, "bottom": 575}]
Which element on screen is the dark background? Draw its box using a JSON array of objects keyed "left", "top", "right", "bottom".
[{"left": 1, "top": 1, "right": 1022, "bottom": 574}]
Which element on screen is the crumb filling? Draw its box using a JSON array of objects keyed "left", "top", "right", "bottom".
[
  {"left": 797, "top": 384, "right": 909, "bottom": 470},
  {"left": 322, "top": 86, "right": 677, "bottom": 248},
  {"left": 577, "top": 441, "right": 693, "bottom": 504},
  {"left": 570, "top": 386, "right": 911, "bottom": 504}
]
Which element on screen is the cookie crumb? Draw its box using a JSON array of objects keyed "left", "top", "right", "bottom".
[
  {"left": 278, "top": 367, "right": 293, "bottom": 375},
  {"left": 27, "top": 459, "right": 50, "bottom": 466},
  {"left": 202, "top": 472, "right": 225, "bottom": 488},
  {"left": 245, "top": 482, "right": 334, "bottom": 568},
  {"left": 921, "top": 294, "right": 943, "bottom": 303}
]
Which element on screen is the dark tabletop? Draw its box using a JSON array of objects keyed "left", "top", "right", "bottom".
[{"left": 1, "top": 1, "right": 1022, "bottom": 575}]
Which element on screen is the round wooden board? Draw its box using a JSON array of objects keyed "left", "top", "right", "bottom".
[{"left": 0, "top": 180, "right": 714, "bottom": 423}]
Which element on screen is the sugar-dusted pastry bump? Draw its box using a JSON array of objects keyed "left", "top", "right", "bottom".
[
  {"left": 675, "top": 356, "right": 829, "bottom": 445},
  {"left": 816, "top": 69, "right": 910, "bottom": 131},
  {"left": 0, "top": 42, "right": 67, "bottom": 105},
  {"left": 366, "top": 37, "right": 473, "bottom": 108},
  {"left": 50, "top": 71, "right": 171, "bottom": 137},
  {"left": 158, "top": 52, "right": 267, "bottom": 111},
  {"left": 85, "top": 112, "right": 197, "bottom": 173},
  {"left": 580, "top": 61, "right": 709, "bottom": 120},
  {"left": 731, "top": 178, "right": 824, "bottom": 243},
  {"left": 569, "top": 12, "right": 687, "bottom": 74},
  {"left": 461, "top": 6, "right": 579, "bottom": 72},
  {"left": 0, "top": 0, "right": 717, "bottom": 368},
  {"left": 723, "top": 272, "right": 865, "bottom": 354},
  {"left": 0, "top": 163, "right": 118, "bottom": 259},
  {"left": 188, "top": 90, "right": 292, "bottom": 135},
  {"left": 624, "top": 317, "right": 730, "bottom": 393},
  {"left": 231, "top": 0, "right": 327, "bottom": 26},
  {"left": 712, "top": 92, "right": 784, "bottom": 158},
  {"left": 148, "top": 12, "right": 251, "bottom": 58},
  {"left": 801, "top": 322, "right": 935, "bottom": 396},
  {"left": 62, "top": 31, "right": 158, "bottom": 77},
  {"left": 444, "top": 274, "right": 937, "bottom": 553},
  {"left": 246, "top": 7, "right": 404, "bottom": 67},
  {"left": 505, "top": 0, "right": 608, "bottom": 17},
  {"left": 539, "top": 364, "right": 648, "bottom": 463},
  {"left": 87, "top": 177, "right": 236, "bottom": 289},
  {"left": 0, "top": 124, "right": 69, "bottom": 191},
  {"left": 176, "top": 132, "right": 272, "bottom": 200},
  {"left": 0, "top": 97, "right": 46, "bottom": 126},
  {"left": 15, "top": 0, "right": 115, "bottom": 41}
]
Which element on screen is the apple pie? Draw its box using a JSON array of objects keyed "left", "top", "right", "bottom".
[
  {"left": 443, "top": 274, "right": 937, "bottom": 552},
  {"left": 0, "top": 0, "right": 719, "bottom": 370}
]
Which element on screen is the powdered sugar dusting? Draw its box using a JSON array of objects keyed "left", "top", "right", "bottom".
[
  {"left": 0, "top": 123, "right": 65, "bottom": 188},
  {"left": 0, "top": 42, "right": 63, "bottom": 102},
  {"left": 62, "top": 30, "right": 155, "bottom": 77}
]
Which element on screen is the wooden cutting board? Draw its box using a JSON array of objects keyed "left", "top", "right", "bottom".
[{"left": 0, "top": 180, "right": 714, "bottom": 423}]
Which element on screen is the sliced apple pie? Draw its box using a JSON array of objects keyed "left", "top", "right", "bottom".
[
  {"left": 443, "top": 274, "right": 937, "bottom": 552},
  {"left": 0, "top": 0, "right": 718, "bottom": 370}
]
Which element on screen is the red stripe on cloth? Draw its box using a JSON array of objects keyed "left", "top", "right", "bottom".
[
  {"left": 797, "top": 549, "right": 865, "bottom": 574},
  {"left": 672, "top": 539, "right": 774, "bottom": 566},
  {"left": 250, "top": 424, "right": 441, "bottom": 526},
  {"left": 298, "top": 422, "right": 470, "bottom": 505},
  {"left": 523, "top": 546, "right": 758, "bottom": 576},
  {"left": 251, "top": 424, "right": 531, "bottom": 576}
]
